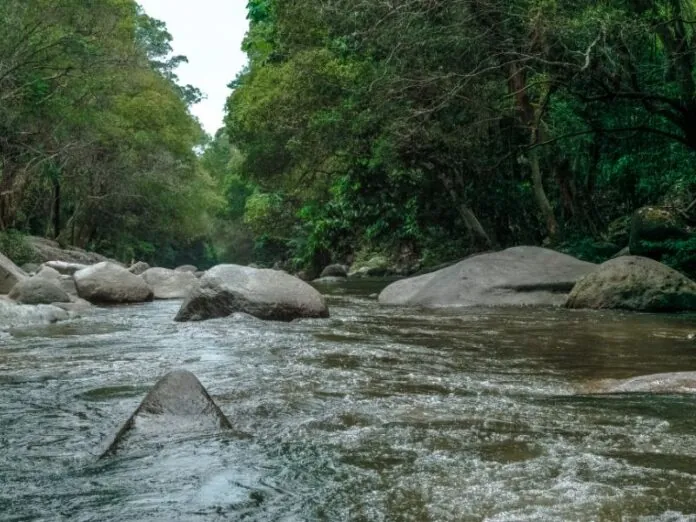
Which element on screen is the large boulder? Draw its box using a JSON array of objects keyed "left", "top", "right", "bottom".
[
  {"left": 379, "top": 246, "right": 596, "bottom": 308},
  {"left": 320, "top": 264, "right": 348, "bottom": 278},
  {"left": 101, "top": 370, "right": 232, "bottom": 457},
  {"left": 140, "top": 267, "right": 199, "bottom": 299},
  {"left": 26, "top": 236, "right": 111, "bottom": 265},
  {"left": 0, "top": 252, "right": 28, "bottom": 294},
  {"left": 0, "top": 298, "right": 69, "bottom": 328},
  {"left": 175, "top": 264, "right": 329, "bottom": 322},
  {"left": 74, "top": 262, "right": 154, "bottom": 304},
  {"left": 565, "top": 256, "right": 696, "bottom": 312},
  {"left": 592, "top": 372, "right": 696, "bottom": 394},
  {"left": 34, "top": 265, "right": 77, "bottom": 296},
  {"left": 629, "top": 206, "right": 688, "bottom": 259},
  {"left": 9, "top": 277, "right": 71, "bottom": 305},
  {"left": 128, "top": 261, "right": 150, "bottom": 276}
]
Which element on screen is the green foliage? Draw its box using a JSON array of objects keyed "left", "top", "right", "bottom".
[
  {"left": 221, "top": 0, "right": 696, "bottom": 271},
  {"left": 0, "top": 230, "right": 36, "bottom": 266}
]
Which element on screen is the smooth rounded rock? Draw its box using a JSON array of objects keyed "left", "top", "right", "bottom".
[
  {"left": 379, "top": 246, "right": 596, "bottom": 308},
  {"left": 101, "top": 370, "right": 232, "bottom": 457},
  {"left": 175, "top": 265, "right": 198, "bottom": 273},
  {"left": 9, "top": 277, "right": 71, "bottom": 305},
  {"left": 565, "top": 256, "right": 696, "bottom": 312},
  {"left": 140, "top": 267, "right": 199, "bottom": 299},
  {"left": 74, "top": 262, "right": 154, "bottom": 304},
  {"left": 175, "top": 264, "right": 329, "bottom": 322},
  {"left": 319, "top": 264, "right": 348, "bottom": 278}
]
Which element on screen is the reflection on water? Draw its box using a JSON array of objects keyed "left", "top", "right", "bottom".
[{"left": 2, "top": 281, "right": 696, "bottom": 521}]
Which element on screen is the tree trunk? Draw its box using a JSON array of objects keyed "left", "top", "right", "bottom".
[
  {"left": 52, "top": 179, "right": 61, "bottom": 239},
  {"left": 438, "top": 172, "right": 493, "bottom": 247}
]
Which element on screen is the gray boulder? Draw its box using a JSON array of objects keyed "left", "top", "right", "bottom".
[
  {"left": 140, "top": 267, "right": 199, "bottom": 299},
  {"left": 565, "top": 256, "right": 696, "bottom": 312},
  {"left": 9, "top": 277, "right": 71, "bottom": 305},
  {"left": 175, "top": 264, "right": 198, "bottom": 273},
  {"left": 44, "top": 260, "right": 89, "bottom": 275},
  {"left": 0, "top": 298, "right": 69, "bottom": 328},
  {"left": 175, "top": 264, "right": 329, "bottom": 322},
  {"left": 74, "top": 262, "right": 154, "bottom": 304},
  {"left": 34, "top": 266, "right": 77, "bottom": 296},
  {"left": 320, "top": 264, "right": 348, "bottom": 278},
  {"left": 128, "top": 261, "right": 150, "bottom": 276},
  {"left": 26, "top": 236, "right": 110, "bottom": 265},
  {"left": 593, "top": 372, "right": 696, "bottom": 394},
  {"left": 101, "top": 370, "right": 232, "bottom": 457},
  {"left": 0, "top": 252, "right": 28, "bottom": 294},
  {"left": 21, "top": 263, "right": 40, "bottom": 275},
  {"left": 379, "top": 246, "right": 596, "bottom": 308}
]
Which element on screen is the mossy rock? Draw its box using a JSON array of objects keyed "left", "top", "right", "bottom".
[
  {"left": 629, "top": 206, "right": 688, "bottom": 259},
  {"left": 603, "top": 215, "right": 632, "bottom": 246}
]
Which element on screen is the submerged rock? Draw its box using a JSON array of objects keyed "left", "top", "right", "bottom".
[
  {"left": 565, "top": 256, "right": 696, "bottom": 312},
  {"left": 591, "top": 372, "right": 696, "bottom": 394},
  {"left": 379, "top": 246, "right": 595, "bottom": 308},
  {"left": 74, "top": 262, "right": 154, "bottom": 304},
  {"left": 0, "top": 252, "right": 28, "bottom": 294},
  {"left": 101, "top": 370, "right": 232, "bottom": 457},
  {"left": 140, "top": 267, "right": 199, "bottom": 299},
  {"left": 175, "top": 264, "right": 329, "bottom": 322},
  {"left": 0, "top": 298, "right": 69, "bottom": 328}
]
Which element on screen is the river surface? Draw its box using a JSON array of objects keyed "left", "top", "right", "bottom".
[{"left": 2, "top": 281, "right": 696, "bottom": 521}]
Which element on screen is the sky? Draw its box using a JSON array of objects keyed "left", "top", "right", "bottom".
[{"left": 138, "top": 0, "right": 249, "bottom": 135}]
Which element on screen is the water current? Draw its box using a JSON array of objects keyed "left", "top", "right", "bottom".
[{"left": 2, "top": 281, "right": 696, "bottom": 521}]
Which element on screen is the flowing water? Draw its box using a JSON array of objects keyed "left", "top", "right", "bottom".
[{"left": 2, "top": 281, "right": 696, "bottom": 521}]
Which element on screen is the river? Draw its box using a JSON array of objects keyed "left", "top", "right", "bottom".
[{"left": 2, "top": 281, "right": 696, "bottom": 521}]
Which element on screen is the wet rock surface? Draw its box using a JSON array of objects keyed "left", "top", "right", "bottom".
[
  {"left": 140, "top": 267, "right": 199, "bottom": 299},
  {"left": 102, "top": 370, "right": 232, "bottom": 457},
  {"left": 379, "top": 246, "right": 596, "bottom": 308},
  {"left": 566, "top": 256, "right": 696, "bottom": 312},
  {"left": 175, "top": 264, "right": 329, "bottom": 322},
  {"left": 74, "top": 262, "right": 154, "bottom": 304}
]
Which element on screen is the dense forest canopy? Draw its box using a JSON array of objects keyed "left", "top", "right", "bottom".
[
  {"left": 0, "top": 0, "right": 216, "bottom": 266},
  {"left": 220, "top": 0, "right": 696, "bottom": 276},
  {"left": 3, "top": 1, "right": 696, "bottom": 273}
]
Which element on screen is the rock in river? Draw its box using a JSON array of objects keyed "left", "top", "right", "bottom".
[
  {"left": 379, "top": 246, "right": 596, "bottom": 308},
  {"left": 0, "top": 252, "right": 28, "bottom": 294},
  {"left": 101, "top": 370, "right": 232, "bottom": 457},
  {"left": 9, "top": 277, "right": 71, "bottom": 305},
  {"left": 140, "top": 267, "right": 199, "bottom": 299},
  {"left": 175, "top": 264, "right": 329, "bottom": 322},
  {"left": 565, "top": 256, "right": 696, "bottom": 312},
  {"left": 74, "top": 262, "right": 154, "bottom": 304},
  {"left": 590, "top": 372, "right": 696, "bottom": 394},
  {"left": 0, "top": 298, "right": 68, "bottom": 328}
]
